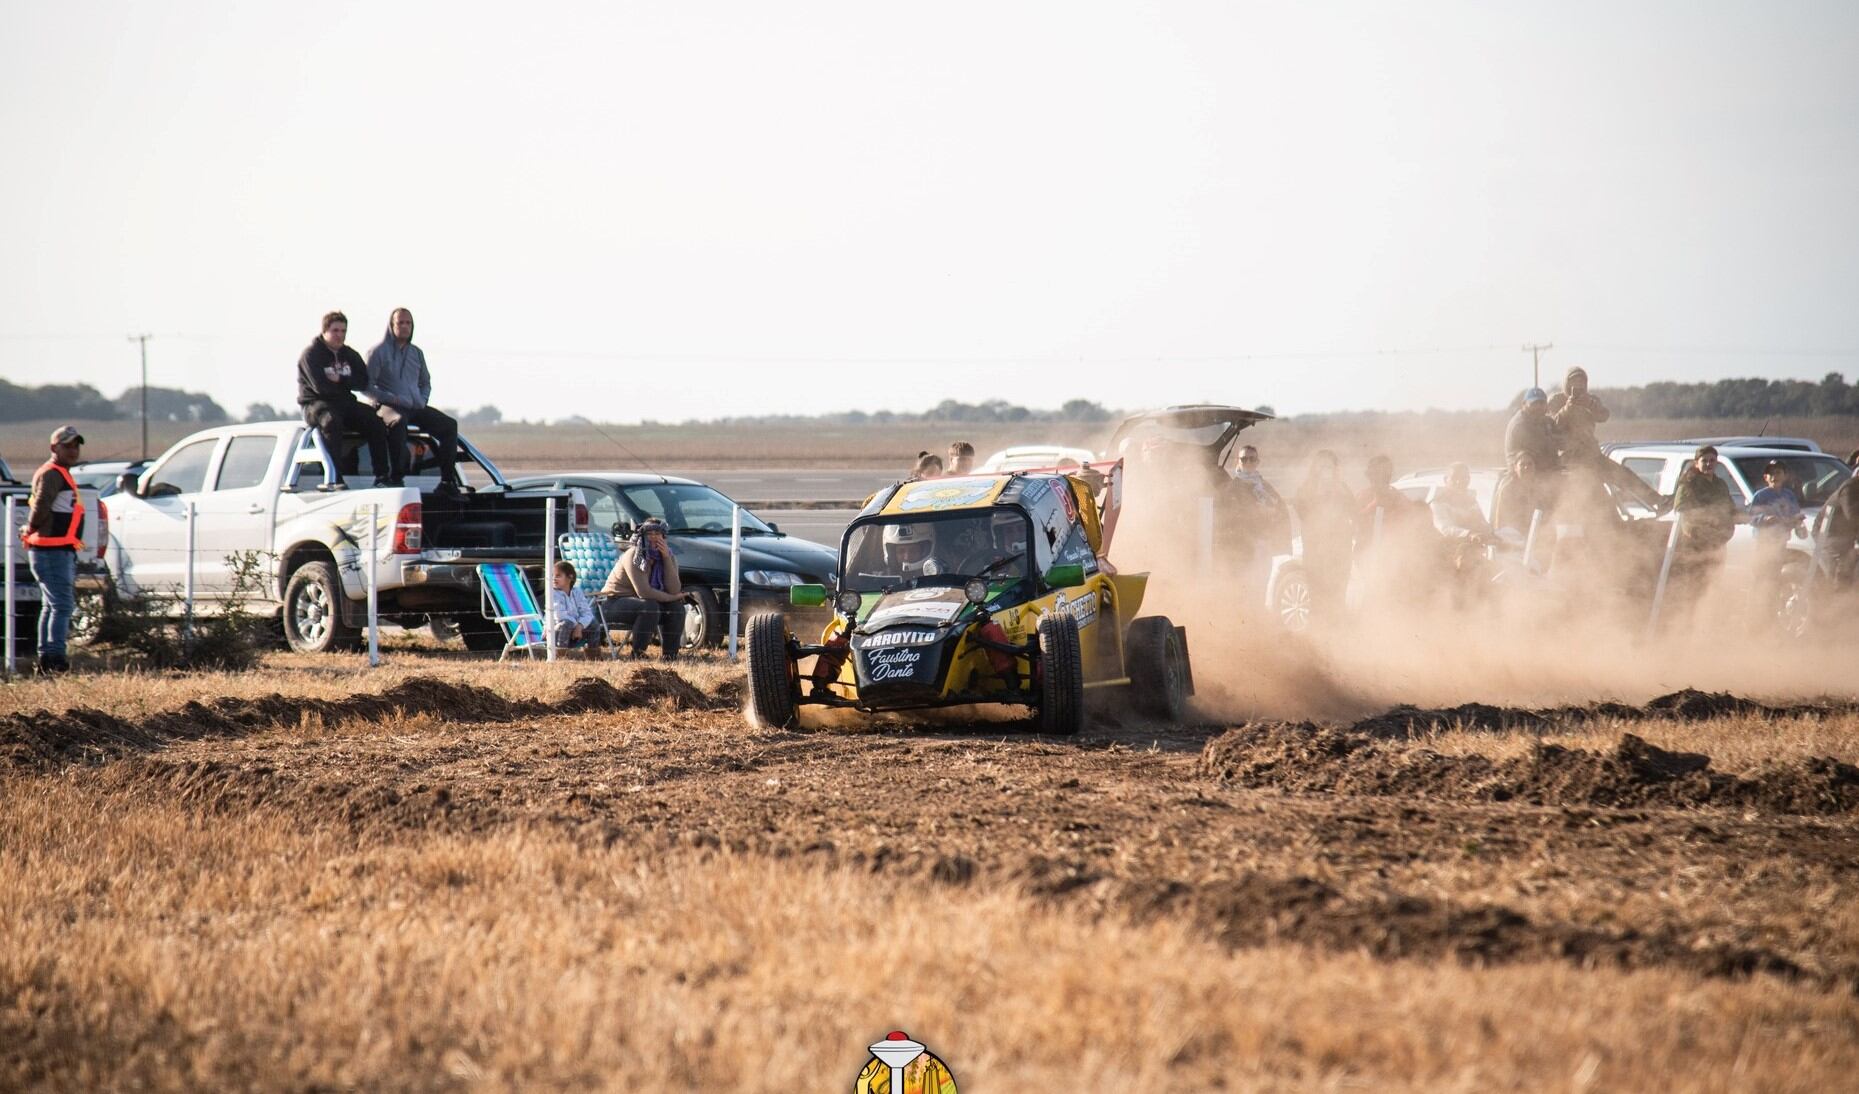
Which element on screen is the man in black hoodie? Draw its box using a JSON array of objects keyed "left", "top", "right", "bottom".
[{"left": 296, "top": 311, "right": 394, "bottom": 489}]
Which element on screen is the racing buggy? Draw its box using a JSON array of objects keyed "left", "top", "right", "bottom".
[{"left": 744, "top": 466, "right": 1192, "bottom": 734}]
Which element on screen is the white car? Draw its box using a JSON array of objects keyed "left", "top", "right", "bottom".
[{"left": 978, "top": 445, "right": 1099, "bottom": 472}]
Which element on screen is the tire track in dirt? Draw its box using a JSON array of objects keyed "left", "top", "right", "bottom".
[
  {"left": 0, "top": 672, "right": 726, "bottom": 772},
  {"left": 1201, "top": 724, "right": 1859, "bottom": 816}
]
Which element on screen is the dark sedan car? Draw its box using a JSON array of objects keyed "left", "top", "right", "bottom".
[{"left": 506, "top": 471, "right": 837, "bottom": 648}]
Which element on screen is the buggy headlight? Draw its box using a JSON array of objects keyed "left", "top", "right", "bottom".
[
  {"left": 963, "top": 578, "right": 989, "bottom": 605},
  {"left": 743, "top": 570, "right": 799, "bottom": 587},
  {"left": 835, "top": 589, "right": 863, "bottom": 615}
]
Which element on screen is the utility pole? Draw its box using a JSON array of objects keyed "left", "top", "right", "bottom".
[
  {"left": 1522, "top": 342, "right": 1552, "bottom": 390},
  {"left": 128, "top": 334, "right": 151, "bottom": 459}
]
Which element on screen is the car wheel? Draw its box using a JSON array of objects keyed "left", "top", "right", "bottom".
[
  {"left": 681, "top": 586, "right": 722, "bottom": 649},
  {"left": 282, "top": 561, "right": 361, "bottom": 654},
  {"left": 745, "top": 613, "right": 798, "bottom": 729},
  {"left": 1773, "top": 560, "right": 1812, "bottom": 639},
  {"left": 1273, "top": 566, "right": 1313, "bottom": 632},
  {"left": 1036, "top": 614, "right": 1086, "bottom": 736},
  {"left": 1127, "top": 616, "right": 1189, "bottom": 721},
  {"left": 427, "top": 615, "right": 461, "bottom": 643}
]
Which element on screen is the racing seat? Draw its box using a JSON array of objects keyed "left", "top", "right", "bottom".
[{"left": 476, "top": 562, "right": 546, "bottom": 660}]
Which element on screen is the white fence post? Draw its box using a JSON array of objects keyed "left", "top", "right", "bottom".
[
  {"left": 1647, "top": 512, "right": 1686, "bottom": 635},
  {"left": 1522, "top": 509, "right": 1543, "bottom": 572},
  {"left": 183, "top": 500, "right": 196, "bottom": 646},
  {"left": 367, "top": 503, "right": 380, "bottom": 668},
  {"left": 543, "top": 497, "right": 556, "bottom": 663},
  {"left": 728, "top": 504, "right": 742, "bottom": 660},
  {"left": 4, "top": 497, "right": 15, "bottom": 678}
]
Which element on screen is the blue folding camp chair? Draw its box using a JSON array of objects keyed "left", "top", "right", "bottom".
[
  {"left": 477, "top": 562, "right": 547, "bottom": 660},
  {"left": 558, "top": 532, "right": 621, "bottom": 656}
]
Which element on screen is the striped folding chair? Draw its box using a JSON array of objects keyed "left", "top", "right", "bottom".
[{"left": 476, "top": 562, "right": 546, "bottom": 660}]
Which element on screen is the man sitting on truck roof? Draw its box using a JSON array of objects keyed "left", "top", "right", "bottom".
[
  {"left": 365, "top": 308, "right": 462, "bottom": 494},
  {"left": 296, "top": 311, "right": 393, "bottom": 491}
]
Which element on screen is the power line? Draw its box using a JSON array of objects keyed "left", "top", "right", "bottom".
[{"left": 1522, "top": 342, "right": 1553, "bottom": 389}]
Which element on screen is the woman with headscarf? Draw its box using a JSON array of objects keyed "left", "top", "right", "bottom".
[
  {"left": 1293, "top": 449, "right": 1355, "bottom": 622},
  {"left": 598, "top": 517, "right": 687, "bottom": 659}
]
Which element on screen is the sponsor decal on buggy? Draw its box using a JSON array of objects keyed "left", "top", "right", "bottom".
[
  {"left": 896, "top": 477, "right": 996, "bottom": 512},
  {"left": 902, "top": 587, "right": 949, "bottom": 601},
  {"left": 866, "top": 601, "right": 960, "bottom": 626},
  {"left": 865, "top": 646, "right": 926, "bottom": 683},
  {"left": 860, "top": 629, "right": 935, "bottom": 648},
  {"left": 1046, "top": 590, "right": 1098, "bottom": 629}
]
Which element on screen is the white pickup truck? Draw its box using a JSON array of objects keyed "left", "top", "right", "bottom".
[{"left": 105, "top": 421, "right": 572, "bottom": 653}]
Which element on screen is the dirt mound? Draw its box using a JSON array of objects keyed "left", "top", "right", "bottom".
[
  {"left": 1, "top": 671, "right": 734, "bottom": 772},
  {"left": 1106, "top": 871, "right": 1817, "bottom": 986},
  {"left": 1201, "top": 724, "right": 1859, "bottom": 816},
  {"left": 1339, "top": 690, "right": 1859, "bottom": 740}
]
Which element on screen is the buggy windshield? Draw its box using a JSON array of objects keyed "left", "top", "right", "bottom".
[{"left": 841, "top": 511, "right": 1031, "bottom": 593}]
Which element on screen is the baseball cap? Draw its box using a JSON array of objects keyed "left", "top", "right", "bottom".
[
  {"left": 1522, "top": 388, "right": 1547, "bottom": 404},
  {"left": 49, "top": 426, "right": 85, "bottom": 446}
]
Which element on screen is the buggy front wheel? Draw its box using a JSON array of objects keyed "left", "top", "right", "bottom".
[{"left": 745, "top": 613, "right": 799, "bottom": 729}]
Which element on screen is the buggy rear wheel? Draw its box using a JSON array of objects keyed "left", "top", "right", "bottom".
[
  {"left": 1127, "top": 615, "right": 1189, "bottom": 721},
  {"left": 745, "top": 613, "right": 799, "bottom": 729},
  {"left": 1036, "top": 614, "right": 1086, "bottom": 736}
]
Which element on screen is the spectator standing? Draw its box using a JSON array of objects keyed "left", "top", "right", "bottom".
[
  {"left": 910, "top": 452, "right": 944, "bottom": 480},
  {"left": 1228, "top": 444, "right": 1290, "bottom": 609},
  {"left": 20, "top": 426, "right": 86, "bottom": 674},
  {"left": 1667, "top": 445, "right": 1738, "bottom": 616},
  {"left": 296, "top": 311, "right": 392, "bottom": 490},
  {"left": 548, "top": 560, "right": 600, "bottom": 657},
  {"left": 1292, "top": 449, "right": 1354, "bottom": 622},
  {"left": 365, "top": 308, "right": 462, "bottom": 492},
  {"left": 1430, "top": 462, "right": 1499, "bottom": 565},
  {"left": 1504, "top": 387, "right": 1562, "bottom": 474},
  {"left": 598, "top": 518, "right": 687, "bottom": 659},
  {"left": 946, "top": 441, "right": 976, "bottom": 476}
]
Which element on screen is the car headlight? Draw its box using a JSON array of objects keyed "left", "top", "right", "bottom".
[{"left": 742, "top": 570, "right": 801, "bottom": 587}]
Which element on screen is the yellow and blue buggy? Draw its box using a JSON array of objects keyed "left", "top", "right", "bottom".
[{"left": 745, "top": 463, "right": 1192, "bottom": 734}]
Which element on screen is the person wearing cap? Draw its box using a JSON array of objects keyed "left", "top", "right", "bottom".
[
  {"left": 296, "top": 310, "right": 394, "bottom": 490},
  {"left": 20, "top": 426, "right": 87, "bottom": 673},
  {"left": 1504, "top": 387, "right": 1562, "bottom": 474},
  {"left": 1548, "top": 365, "right": 1663, "bottom": 514},
  {"left": 597, "top": 517, "right": 687, "bottom": 659}
]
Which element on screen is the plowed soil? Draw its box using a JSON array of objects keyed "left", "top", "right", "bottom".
[{"left": 10, "top": 673, "right": 1859, "bottom": 996}]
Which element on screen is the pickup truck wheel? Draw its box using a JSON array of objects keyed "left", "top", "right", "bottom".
[
  {"left": 1127, "top": 616, "right": 1189, "bottom": 722},
  {"left": 1036, "top": 614, "right": 1086, "bottom": 736},
  {"left": 1272, "top": 565, "right": 1313, "bottom": 633},
  {"left": 681, "top": 586, "right": 722, "bottom": 650},
  {"left": 427, "top": 615, "right": 461, "bottom": 643},
  {"left": 282, "top": 561, "right": 361, "bottom": 654},
  {"left": 745, "top": 614, "right": 799, "bottom": 729},
  {"left": 458, "top": 617, "right": 507, "bottom": 653}
]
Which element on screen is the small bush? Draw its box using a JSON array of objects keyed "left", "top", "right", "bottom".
[{"left": 105, "top": 550, "right": 276, "bottom": 671}]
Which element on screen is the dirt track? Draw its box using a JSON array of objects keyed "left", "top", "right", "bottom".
[{"left": 9, "top": 674, "right": 1858, "bottom": 999}]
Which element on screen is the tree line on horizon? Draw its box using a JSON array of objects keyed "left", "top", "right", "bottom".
[{"left": 6, "top": 376, "right": 1859, "bottom": 426}]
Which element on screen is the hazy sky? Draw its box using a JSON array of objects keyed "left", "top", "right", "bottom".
[{"left": 3, "top": 1, "right": 1856, "bottom": 422}]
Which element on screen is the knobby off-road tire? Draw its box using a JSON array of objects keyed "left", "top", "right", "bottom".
[
  {"left": 1037, "top": 614, "right": 1086, "bottom": 736},
  {"left": 282, "top": 561, "right": 361, "bottom": 654},
  {"left": 745, "top": 613, "right": 799, "bottom": 730},
  {"left": 1127, "top": 615, "right": 1189, "bottom": 722}
]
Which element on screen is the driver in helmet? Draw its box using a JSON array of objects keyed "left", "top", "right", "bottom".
[{"left": 883, "top": 522, "right": 947, "bottom": 578}]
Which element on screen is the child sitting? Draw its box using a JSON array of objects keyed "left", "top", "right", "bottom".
[{"left": 548, "top": 560, "right": 600, "bottom": 657}]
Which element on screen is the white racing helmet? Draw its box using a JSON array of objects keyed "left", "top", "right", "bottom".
[
  {"left": 883, "top": 522, "right": 941, "bottom": 576},
  {"left": 991, "top": 509, "right": 1026, "bottom": 554}
]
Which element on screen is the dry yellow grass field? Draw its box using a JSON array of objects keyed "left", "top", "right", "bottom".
[{"left": 3, "top": 654, "right": 1858, "bottom": 1091}]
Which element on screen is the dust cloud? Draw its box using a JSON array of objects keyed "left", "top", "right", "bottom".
[{"left": 1110, "top": 450, "right": 1858, "bottom": 723}]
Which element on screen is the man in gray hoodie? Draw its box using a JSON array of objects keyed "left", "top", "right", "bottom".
[{"left": 364, "top": 308, "right": 460, "bottom": 489}]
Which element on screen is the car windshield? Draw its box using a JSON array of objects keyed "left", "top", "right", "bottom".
[
  {"left": 618, "top": 483, "right": 774, "bottom": 534},
  {"left": 1731, "top": 456, "right": 1852, "bottom": 508},
  {"left": 70, "top": 467, "right": 123, "bottom": 490},
  {"left": 841, "top": 512, "right": 1030, "bottom": 593}
]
